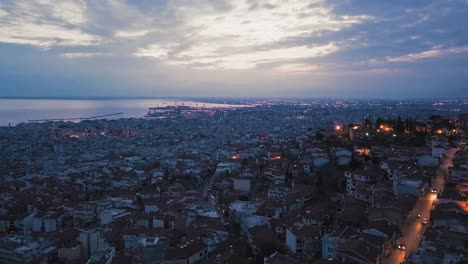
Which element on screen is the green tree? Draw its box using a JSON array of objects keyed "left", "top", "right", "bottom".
[
  {"left": 315, "top": 131, "right": 325, "bottom": 141},
  {"left": 375, "top": 117, "right": 383, "bottom": 129}
]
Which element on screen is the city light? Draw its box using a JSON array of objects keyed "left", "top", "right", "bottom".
[
  {"left": 0, "top": 98, "right": 464, "bottom": 264},
  {"left": 0, "top": 0, "right": 466, "bottom": 261}
]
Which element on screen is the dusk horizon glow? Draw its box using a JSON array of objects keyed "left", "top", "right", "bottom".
[{"left": 0, "top": 0, "right": 467, "bottom": 98}]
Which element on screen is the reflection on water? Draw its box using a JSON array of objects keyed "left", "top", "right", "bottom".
[{"left": 0, "top": 99, "right": 244, "bottom": 126}]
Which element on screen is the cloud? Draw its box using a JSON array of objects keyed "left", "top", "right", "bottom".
[
  {"left": 133, "top": 0, "right": 370, "bottom": 69},
  {"left": 0, "top": 0, "right": 468, "bottom": 98},
  {"left": 0, "top": 8, "right": 7, "bottom": 18},
  {"left": 134, "top": 44, "right": 171, "bottom": 59},
  {"left": 386, "top": 45, "right": 468, "bottom": 63},
  {"left": 0, "top": 0, "right": 98, "bottom": 48},
  {"left": 191, "top": 44, "right": 336, "bottom": 69},
  {"left": 60, "top": 52, "right": 107, "bottom": 58},
  {"left": 114, "top": 29, "right": 149, "bottom": 38},
  {"left": 275, "top": 63, "right": 319, "bottom": 73}
]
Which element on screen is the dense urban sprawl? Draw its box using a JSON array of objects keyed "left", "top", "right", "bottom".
[{"left": 0, "top": 99, "right": 467, "bottom": 264}]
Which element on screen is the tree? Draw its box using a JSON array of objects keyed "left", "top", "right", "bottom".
[
  {"left": 396, "top": 116, "right": 404, "bottom": 134},
  {"left": 371, "top": 156, "right": 380, "bottom": 165},
  {"left": 414, "top": 131, "right": 427, "bottom": 146},
  {"left": 375, "top": 117, "right": 383, "bottom": 129},
  {"left": 316, "top": 171, "right": 323, "bottom": 188},
  {"left": 315, "top": 131, "right": 325, "bottom": 141},
  {"left": 364, "top": 116, "right": 372, "bottom": 128},
  {"left": 349, "top": 157, "right": 363, "bottom": 170}
]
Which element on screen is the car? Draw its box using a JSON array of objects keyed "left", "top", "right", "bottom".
[
  {"left": 397, "top": 242, "right": 406, "bottom": 250},
  {"left": 421, "top": 218, "right": 429, "bottom": 225},
  {"left": 430, "top": 189, "right": 437, "bottom": 193}
]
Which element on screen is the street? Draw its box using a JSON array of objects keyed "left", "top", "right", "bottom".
[
  {"left": 382, "top": 148, "right": 457, "bottom": 264},
  {"left": 202, "top": 170, "right": 220, "bottom": 196}
]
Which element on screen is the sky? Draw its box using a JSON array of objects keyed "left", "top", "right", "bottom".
[{"left": 0, "top": 0, "right": 467, "bottom": 98}]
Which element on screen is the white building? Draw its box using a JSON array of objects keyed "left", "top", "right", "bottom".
[
  {"left": 344, "top": 170, "right": 381, "bottom": 195},
  {"left": 58, "top": 242, "right": 81, "bottom": 263},
  {"left": 286, "top": 224, "right": 321, "bottom": 257},
  {"left": 12, "top": 213, "right": 34, "bottom": 232},
  {"left": 100, "top": 209, "right": 130, "bottom": 225},
  {"left": 86, "top": 247, "right": 115, "bottom": 264},
  {"left": 432, "top": 146, "right": 445, "bottom": 159},
  {"left": 0, "top": 235, "right": 45, "bottom": 264},
  {"left": 267, "top": 186, "right": 290, "bottom": 198},
  {"left": 233, "top": 178, "right": 251, "bottom": 193},
  {"left": 78, "top": 228, "right": 110, "bottom": 259},
  {"left": 161, "top": 240, "right": 208, "bottom": 264},
  {"left": 264, "top": 169, "right": 286, "bottom": 185},
  {"left": 418, "top": 155, "right": 439, "bottom": 167},
  {"left": 392, "top": 170, "right": 424, "bottom": 197}
]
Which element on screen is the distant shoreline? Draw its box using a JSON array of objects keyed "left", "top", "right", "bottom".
[
  {"left": 0, "top": 96, "right": 466, "bottom": 101},
  {"left": 0, "top": 96, "right": 190, "bottom": 101}
]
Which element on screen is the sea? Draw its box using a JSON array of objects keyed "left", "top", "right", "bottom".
[{"left": 0, "top": 98, "right": 241, "bottom": 126}]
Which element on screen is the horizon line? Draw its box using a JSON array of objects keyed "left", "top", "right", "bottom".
[{"left": 0, "top": 96, "right": 466, "bottom": 101}]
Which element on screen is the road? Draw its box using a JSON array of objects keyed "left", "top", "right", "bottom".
[
  {"left": 382, "top": 148, "right": 457, "bottom": 264},
  {"left": 202, "top": 170, "right": 220, "bottom": 196}
]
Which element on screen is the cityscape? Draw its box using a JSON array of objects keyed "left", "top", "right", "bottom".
[
  {"left": 1, "top": 0, "right": 468, "bottom": 264},
  {"left": 0, "top": 99, "right": 467, "bottom": 264}
]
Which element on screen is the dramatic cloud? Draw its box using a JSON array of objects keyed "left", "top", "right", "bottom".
[
  {"left": 0, "top": 0, "right": 98, "bottom": 47},
  {"left": 0, "top": 0, "right": 467, "bottom": 98}
]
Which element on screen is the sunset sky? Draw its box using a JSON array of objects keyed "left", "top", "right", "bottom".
[{"left": 0, "top": 0, "right": 467, "bottom": 98}]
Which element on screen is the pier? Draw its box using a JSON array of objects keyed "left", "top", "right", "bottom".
[{"left": 28, "top": 112, "right": 124, "bottom": 122}]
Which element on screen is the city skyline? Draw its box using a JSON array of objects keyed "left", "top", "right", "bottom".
[{"left": 1, "top": 0, "right": 468, "bottom": 98}]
